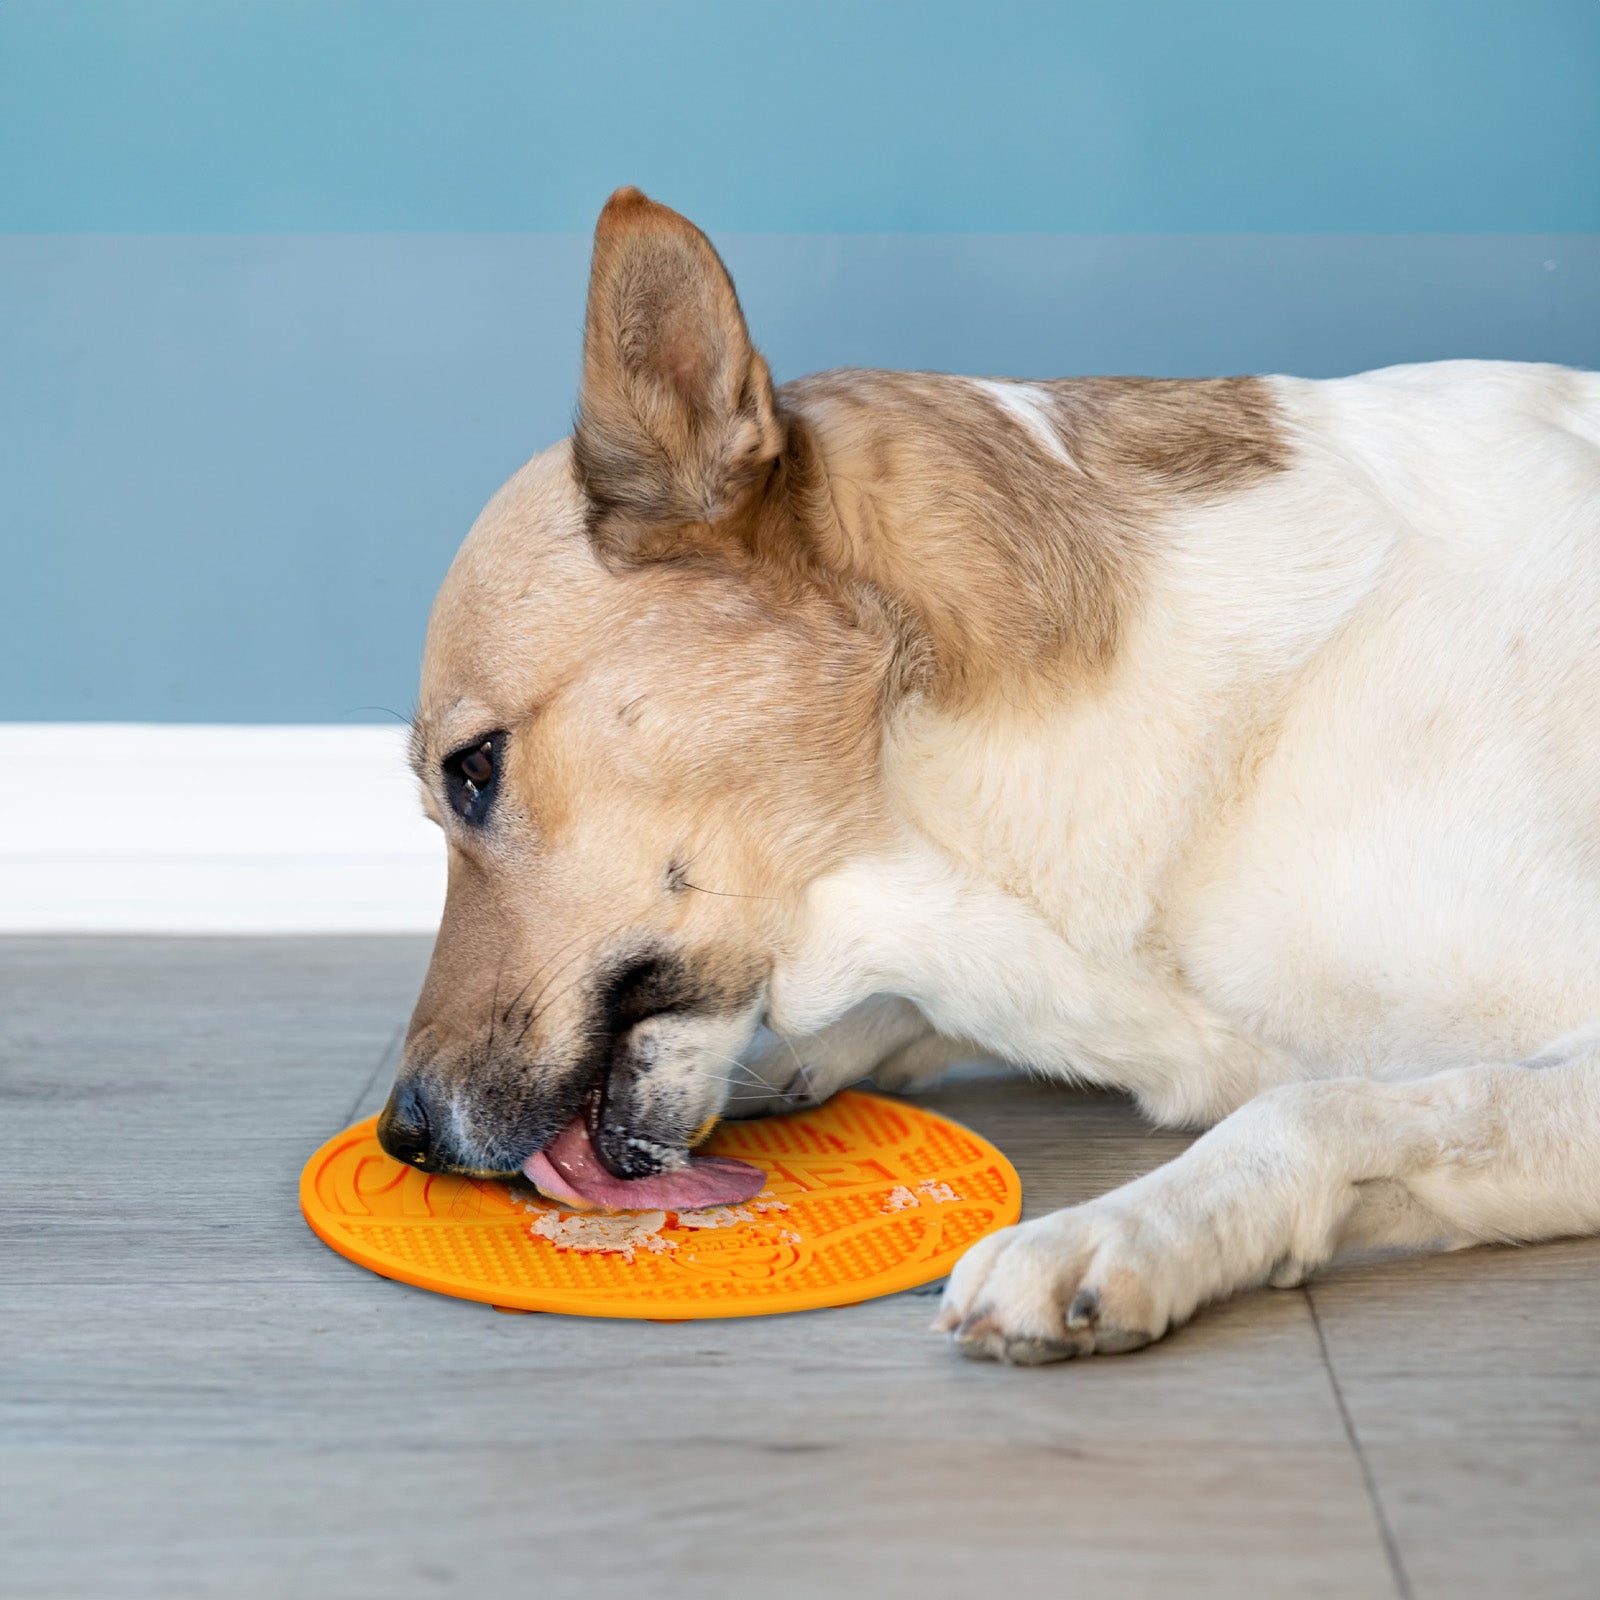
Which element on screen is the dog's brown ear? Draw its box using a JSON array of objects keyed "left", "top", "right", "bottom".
[{"left": 573, "top": 188, "right": 783, "bottom": 561}]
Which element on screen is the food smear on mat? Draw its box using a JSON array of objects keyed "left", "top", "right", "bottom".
[
  {"left": 522, "top": 1192, "right": 801, "bottom": 1262},
  {"left": 522, "top": 1109, "right": 766, "bottom": 1212}
]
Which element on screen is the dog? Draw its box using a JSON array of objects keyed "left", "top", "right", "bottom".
[{"left": 378, "top": 187, "right": 1600, "bottom": 1363}]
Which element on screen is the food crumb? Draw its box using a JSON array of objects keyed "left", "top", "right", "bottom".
[
  {"left": 528, "top": 1209, "right": 677, "bottom": 1263},
  {"left": 676, "top": 1204, "right": 756, "bottom": 1229},
  {"left": 881, "top": 1185, "right": 919, "bottom": 1212},
  {"left": 916, "top": 1180, "right": 962, "bottom": 1203}
]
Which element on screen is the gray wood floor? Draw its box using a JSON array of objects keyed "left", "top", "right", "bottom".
[{"left": 4, "top": 937, "right": 1598, "bottom": 1599}]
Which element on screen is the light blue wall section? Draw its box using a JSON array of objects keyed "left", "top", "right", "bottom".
[
  {"left": 9, "top": 231, "right": 1597, "bottom": 722},
  {"left": 3, "top": 3, "right": 1598, "bottom": 721}
]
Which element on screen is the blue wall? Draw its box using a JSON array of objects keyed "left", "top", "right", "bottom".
[{"left": 5, "top": 1, "right": 1598, "bottom": 722}]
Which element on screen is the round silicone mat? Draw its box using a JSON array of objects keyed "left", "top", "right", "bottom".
[{"left": 301, "top": 1090, "right": 1021, "bottom": 1319}]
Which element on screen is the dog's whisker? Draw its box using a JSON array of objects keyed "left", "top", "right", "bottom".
[
  {"left": 679, "top": 880, "right": 782, "bottom": 903},
  {"left": 500, "top": 969, "right": 539, "bottom": 1027},
  {"left": 515, "top": 918, "right": 637, "bottom": 1048},
  {"left": 484, "top": 959, "right": 507, "bottom": 1059},
  {"left": 781, "top": 1036, "right": 817, "bottom": 1103}
]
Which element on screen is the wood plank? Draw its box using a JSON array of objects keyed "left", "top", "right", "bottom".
[{"left": 1310, "top": 1236, "right": 1600, "bottom": 1600}]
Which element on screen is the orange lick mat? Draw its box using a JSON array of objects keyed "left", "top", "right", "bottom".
[{"left": 301, "top": 1090, "right": 1022, "bottom": 1320}]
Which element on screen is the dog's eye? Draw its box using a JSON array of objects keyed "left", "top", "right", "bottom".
[
  {"left": 442, "top": 733, "right": 504, "bottom": 825},
  {"left": 460, "top": 744, "right": 493, "bottom": 788}
]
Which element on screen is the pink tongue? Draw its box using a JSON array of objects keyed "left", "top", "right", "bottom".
[{"left": 522, "top": 1115, "right": 766, "bottom": 1212}]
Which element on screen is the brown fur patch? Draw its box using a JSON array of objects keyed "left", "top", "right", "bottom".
[
  {"left": 778, "top": 370, "right": 1289, "bottom": 704},
  {"left": 1056, "top": 376, "right": 1288, "bottom": 493}
]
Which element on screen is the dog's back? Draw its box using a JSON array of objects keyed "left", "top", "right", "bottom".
[{"left": 1179, "top": 361, "right": 1600, "bottom": 1075}]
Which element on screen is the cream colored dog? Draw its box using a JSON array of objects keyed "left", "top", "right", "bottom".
[{"left": 379, "top": 189, "right": 1600, "bottom": 1363}]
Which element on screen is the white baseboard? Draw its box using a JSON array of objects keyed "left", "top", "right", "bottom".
[{"left": 0, "top": 724, "right": 445, "bottom": 932}]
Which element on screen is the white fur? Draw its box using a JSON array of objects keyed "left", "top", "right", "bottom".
[
  {"left": 766, "top": 360, "right": 1600, "bottom": 1360},
  {"left": 968, "top": 378, "right": 1080, "bottom": 470}
]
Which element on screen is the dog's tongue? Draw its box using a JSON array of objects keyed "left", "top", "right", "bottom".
[{"left": 522, "top": 1115, "right": 766, "bottom": 1212}]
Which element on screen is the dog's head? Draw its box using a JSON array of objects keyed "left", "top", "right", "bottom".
[{"left": 377, "top": 189, "right": 894, "bottom": 1181}]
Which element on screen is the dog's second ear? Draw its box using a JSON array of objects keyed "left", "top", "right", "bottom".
[{"left": 573, "top": 188, "right": 783, "bottom": 562}]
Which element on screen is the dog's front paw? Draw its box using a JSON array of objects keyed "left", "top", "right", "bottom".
[{"left": 933, "top": 1204, "right": 1191, "bottom": 1364}]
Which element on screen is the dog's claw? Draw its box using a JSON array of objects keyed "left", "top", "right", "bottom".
[{"left": 1065, "top": 1286, "right": 1099, "bottom": 1327}]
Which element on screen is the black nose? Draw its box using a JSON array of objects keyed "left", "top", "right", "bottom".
[{"left": 376, "top": 1081, "right": 436, "bottom": 1169}]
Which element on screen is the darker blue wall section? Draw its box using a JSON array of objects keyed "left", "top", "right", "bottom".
[
  {"left": 4, "top": 0, "right": 1598, "bottom": 232},
  {"left": 3, "top": 1, "right": 1598, "bottom": 721}
]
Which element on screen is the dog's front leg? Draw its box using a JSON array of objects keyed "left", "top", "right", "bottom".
[{"left": 936, "top": 1032, "right": 1600, "bottom": 1364}]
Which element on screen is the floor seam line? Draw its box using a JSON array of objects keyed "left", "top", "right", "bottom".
[{"left": 1305, "top": 1284, "right": 1416, "bottom": 1600}]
